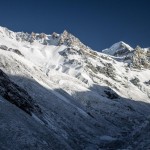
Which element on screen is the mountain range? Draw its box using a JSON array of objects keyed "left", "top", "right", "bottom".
[{"left": 0, "top": 26, "right": 150, "bottom": 150}]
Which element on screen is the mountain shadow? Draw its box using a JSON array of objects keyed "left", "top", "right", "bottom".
[{"left": 0, "top": 71, "right": 150, "bottom": 150}]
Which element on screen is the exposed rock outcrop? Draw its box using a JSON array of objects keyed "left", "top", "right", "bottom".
[{"left": 0, "top": 69, "right": 42, "bottom": 115}]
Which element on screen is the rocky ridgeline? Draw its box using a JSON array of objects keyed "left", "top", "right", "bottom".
[
  {"left": 15, "top": 29, "right": 93, "bottom": 53},
  {"left": 1, "top": 27, "right": 99, "bottom": 60},
  {"left": 16, "top": 32, "right": 49, "bottom": 44}
]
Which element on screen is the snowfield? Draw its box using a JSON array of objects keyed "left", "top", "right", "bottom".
[{"left": 0, "top": 26, "right": 150, "bottom": 149}]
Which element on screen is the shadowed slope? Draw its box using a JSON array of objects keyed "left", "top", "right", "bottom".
[{"left": 0, "top": 72, "right": 150, "bottom": 149}]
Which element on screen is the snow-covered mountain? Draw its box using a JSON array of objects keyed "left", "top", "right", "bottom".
[
  {"left": 0, "top": 26, "right": 150, "bottom": 149},
  {"left": 102, "top": 41, "right": 134, "bottom": 56}
]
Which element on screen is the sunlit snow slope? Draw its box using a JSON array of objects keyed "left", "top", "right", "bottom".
[{"left": 0, "top": 26, "right": 150, "bottom": 150}]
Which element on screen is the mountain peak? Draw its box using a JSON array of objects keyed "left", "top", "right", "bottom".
[
  {"left": 62, "top": 29, "right": 69, "bottom": 35},
  {"left": 102, "top": 41, "right": 133, "bottom": 56},
  {"left": 59, "top": 30, "right": 90, "bottom": 50}
]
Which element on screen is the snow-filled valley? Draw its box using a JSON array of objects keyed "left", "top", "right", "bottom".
[{"left": 0, "top": 26, "right": 150, "bottom": 149}]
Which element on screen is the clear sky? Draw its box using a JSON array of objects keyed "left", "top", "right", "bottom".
[{"left": 0, "top": 0, "right": 149, "bottom": 51}]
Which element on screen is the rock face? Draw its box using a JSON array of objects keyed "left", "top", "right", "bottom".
[
  {"left": 0, "top": 69, "right": 41, "bottom": 115},
  {"left": 96, "top": 63, "right": 116, "bottom": 79},
  {"left": 0, "top": 44, "right": 23, "bottom": 56},
  {"left": 130, "top": 77, "right": 140, "bottom": 86},
  {"left": 0, "top": 45, "right": 8, "bottom": 50},
  {"left": 131, "top": 46, "right": 150, "bottom": 69},
  {"left": 0, "top": 26, "right": 150, "bottom": 149},
  {"left": 59, "top": 30, "right": 90, "bottom": 50}
]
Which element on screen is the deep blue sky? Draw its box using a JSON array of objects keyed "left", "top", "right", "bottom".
[{"left": 0, "top": 0, "right": 149, "bottom": 51}]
